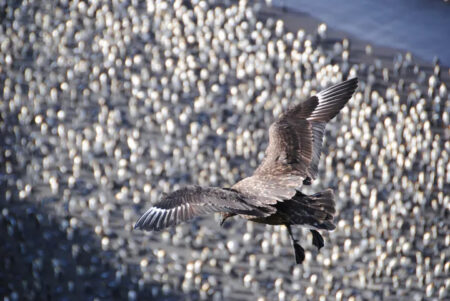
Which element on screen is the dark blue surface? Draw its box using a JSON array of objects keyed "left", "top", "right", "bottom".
[{"left": 274, "top": 0, "right": 450, "bottom": 66}]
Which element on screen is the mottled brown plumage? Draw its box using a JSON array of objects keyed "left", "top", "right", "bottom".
[{"left": 135, "top": 78, "right": 358, "bottom": 264}]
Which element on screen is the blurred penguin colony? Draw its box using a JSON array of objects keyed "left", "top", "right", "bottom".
[{"left": 0, "top": 0, "right": 448, "bottom": 300}]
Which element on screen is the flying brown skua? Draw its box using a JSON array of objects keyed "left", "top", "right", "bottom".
[{"left": 135, "top": 78, "right": 358, "bottom": 264}]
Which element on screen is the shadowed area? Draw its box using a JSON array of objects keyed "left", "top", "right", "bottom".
[{"left": 0, "top": 147, "right": 182, "bottom": 300}]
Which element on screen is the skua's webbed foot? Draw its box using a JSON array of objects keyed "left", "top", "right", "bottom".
[
  {"left": 311, "top": 229, "right": 324, "bottom": 251},
  {"left": 292, "top": 241, "right": 305, "bottom": 264},
  {"left": 286, "top": 224, "right": 306, "bottom": 264}
]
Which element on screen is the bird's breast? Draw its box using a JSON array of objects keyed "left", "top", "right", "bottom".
[{"left": 244, "top": 213, "right": 287, "bottom": 225}]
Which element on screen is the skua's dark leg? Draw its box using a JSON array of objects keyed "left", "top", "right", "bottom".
[
  {"left": 310, "top": 229, "right": 324, "bottom": 251},
  {"left": 286, "top": 224, "right": 305, "bottom": 264}
]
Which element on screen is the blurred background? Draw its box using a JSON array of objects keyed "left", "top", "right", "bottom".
[
  {"left": 0, "top": 0, "right": 448, "bottom": 300},
  {"left": 274, "top": 0, "right": 450, "bottom": 66}
]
